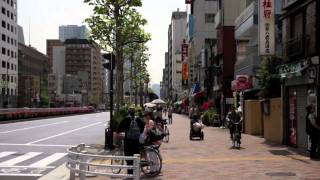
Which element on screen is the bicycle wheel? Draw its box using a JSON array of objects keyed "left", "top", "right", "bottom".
[
  {"left": 141, "top": 148, "right": 162, "bottom": 177},
  {"left": 111, "top": 149, "right": 124, "bottom": 174},
  {"left": 163, "top": 126, "right": 169, "bottom": 143}
]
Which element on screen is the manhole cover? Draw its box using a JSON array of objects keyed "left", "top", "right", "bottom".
[
  {"left": 265, "top": 172, "right": 296, "bottom": 177},
  {"left": 269, "top": 150, "right": 292, "bottom": 156}
]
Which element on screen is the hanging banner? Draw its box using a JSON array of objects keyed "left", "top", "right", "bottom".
[
  {"left": 182, "top": 62, "right": 189, "bottom": 80},
  {"left": 259, "top": 0, "right": 275, "bottom": 55},
  {"left": 181, "top": 40, "right": 188, "bottom": 62}
]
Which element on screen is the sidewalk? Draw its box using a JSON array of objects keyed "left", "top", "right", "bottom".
[{"left": 44, "top": 113, "right": 320, "bottom": 180}]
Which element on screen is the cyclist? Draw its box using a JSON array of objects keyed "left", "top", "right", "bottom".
[
  {"left": 142, "top": 111, "right": 164, "bottom": 146},
  {"left": 226, "top": 106, "right": 242, "bottom": 142},
  {"left": 116, "top": 108, "right": 145, "bottom": 175}
]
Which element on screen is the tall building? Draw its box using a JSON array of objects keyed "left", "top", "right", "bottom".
[
  {"left": 17, "top": 25, "right": 24, "bottom": 44},
  {"left": 64, "top": 39, "right": 103, "bottom": 107},
  {"left": 59, "top": 25, "right": 88, "bottom": 42},
  {"left": 187, "top": 0, "right": 218, "bottom": 93},
  {"left": 0, "top": 0, "right": 18, "bottom": 108},
  {"left": 168, "top": 10, "right": 187, "bottom": 102},
  {"left": 213, "top": 0, "right": 247, "bottom": 117},
  {"left": 161, "top": 52, "right": 169, "bottom": 100},
  {"left": 18, "top": 43, "right": 49, "bottom": 107},
  {"left": 46, "top": 39, "right": 63, "bottom": 73}
]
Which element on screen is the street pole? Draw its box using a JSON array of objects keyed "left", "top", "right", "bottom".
[{"left": 109, "top": 55, "right": 114, "bottom": 149}]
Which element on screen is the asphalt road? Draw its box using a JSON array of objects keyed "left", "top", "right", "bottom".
[{"left": 0, "top": 112, "right": 109, "bottom": 180}]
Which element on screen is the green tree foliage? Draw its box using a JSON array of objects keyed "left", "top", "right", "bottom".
[
  {"left": 84, "top": 0, "right": 150, "bottom": 110},
  {"left": 257, "top": 57, "right": 281, "bottom": 99}
]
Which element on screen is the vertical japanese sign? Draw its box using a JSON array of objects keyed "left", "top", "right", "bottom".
[
  {"left": 181, "top": 39, "right": 189, "bottom": 82},
  {"left": 259, "top": 0, "right": 275, "bottom": 55}
]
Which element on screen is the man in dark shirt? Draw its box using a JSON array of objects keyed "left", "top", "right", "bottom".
[{"left": 116, "top": 109, "right": 145, "bottom": 174}]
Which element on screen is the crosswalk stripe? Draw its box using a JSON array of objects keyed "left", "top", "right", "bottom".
[
  {"left": 30, "top": 153, "right": 67, "bottom": 167},
  {"left": 0, "top": 152, "right": 16, "bottom": 159},
  {"left": 0, "top": 152, "right": 42, "bottom": 166}
]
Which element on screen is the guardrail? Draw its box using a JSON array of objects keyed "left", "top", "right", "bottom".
[{"left": 66, "top": 143, "right": 141, "bottom": 180}]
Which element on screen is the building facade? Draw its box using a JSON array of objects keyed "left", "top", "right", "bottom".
[
  {"left": 64, "top": 39, "right": 103, "bottom": 107},
  {"left": 213, "top": 0, "right": 247, "bottom": 117},
  {"left": 187, "top": 0, "right": 218, "bottom": 95},
  {"left": 280, "top": 0, "right": 319, "bottom": 149},
  {"left": 59, "top": 25, "right": 88, "bottom": 42},
  {"left": 18, "top": 43, "right": 49, "bottom": 107},
  {"left": 168, "top": 10, "right": 187, "bottom": 102},
  {"left": 0, "top": 0, "right": 18, "bottom": 108}
]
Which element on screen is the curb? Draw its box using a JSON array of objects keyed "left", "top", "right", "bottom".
[{"left": 39, "top": 163, "right": 69, "bottom": 180}]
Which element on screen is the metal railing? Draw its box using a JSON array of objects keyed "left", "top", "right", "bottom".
[{"left": 66, "top": 143, "right": 141, "bottom": 180}]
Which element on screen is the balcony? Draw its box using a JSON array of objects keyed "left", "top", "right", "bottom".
[{"left": 285, "top": 35, "right": 309, "bottom": 59}]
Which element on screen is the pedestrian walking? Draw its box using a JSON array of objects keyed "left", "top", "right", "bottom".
[
  {"left": 116, "top": 108, "right": 145, "bottom": 175},
  {"left": 168, "top": 106, "right": 173, "bottom": 124},
  {"left": 226, "top": 106, "right": 242, "bottom": 140},
  {"left": 306, "top": 104, "right": 320, "bottom": 159}
]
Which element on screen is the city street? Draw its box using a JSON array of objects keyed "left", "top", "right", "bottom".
[
  {"left": 0, "top": 112, "right": 108, "bottom": 180},
  {"left": 37, "top": 113, "right": 320, "bottom": 180}
]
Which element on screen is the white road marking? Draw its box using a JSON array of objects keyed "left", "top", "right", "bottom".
[
  {"left": 0, "top": 152, "right": 42, "bottom": 166},
  {"left": 0, "top": 165, "right": 54, "bottom": 169},
  {"left": 0, "top": 121, "right": 68, "bottom": 134},
  {"left": 30, "top": 153, "right": 67, "bottom": 167},
  {"left": 0, "top": 152, "right": 16, "bottom": 159},
  {"left": 26, "top": 122, "right": 102, "bottom": 144},
  {"left": 0, "top": 143, "right": 72, "bottom": 147},
  {"left": 0, "top": 173, "right": 42, "bottom": 177}
]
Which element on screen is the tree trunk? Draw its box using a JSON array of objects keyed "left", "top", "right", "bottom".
[{"left": 139, "top": 81, "right": 143, "bottom": 108}]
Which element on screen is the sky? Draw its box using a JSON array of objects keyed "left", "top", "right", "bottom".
[{"left": 18, "top": 0, "right": 187, "bottom": 84}]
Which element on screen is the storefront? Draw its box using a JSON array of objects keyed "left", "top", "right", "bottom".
[{"left": 280, "top": 56, "right": 319, "bottom": 148}]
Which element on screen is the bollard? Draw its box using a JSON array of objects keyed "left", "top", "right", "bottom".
[
  {"left": 69, "top": 146, "right": 77, "bottom": 180},
  {"left": 79, "top": 151, "right": 87, "bottom": 180},
  {"left": 133, "top": 154, "right": 141, "bottom": 180}
]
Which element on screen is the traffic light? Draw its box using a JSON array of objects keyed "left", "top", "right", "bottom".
[{"left": 102, "top": 53, "right": 116, "bottom": 70}]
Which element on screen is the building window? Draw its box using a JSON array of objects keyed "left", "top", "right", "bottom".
[
  {"left": 2, "top": 34, "right": 5, "bottom": 41},
  {"left": 1, "top": 47, "right": 5, "bottom": 55},
  {"left": 2, "top": 61, "right": 5, "bottom": 68},
  {"left": 10, "top": 25, "right": 13, "bottom": 32},
  {"left": 14, "top": 64, "right": 16, "bottom": 71},
  {"left": 7, "top": 23, "right": 9, "bottom": 30},
  {"left": 10, "top": 89, "right": 13, "bottom": 96},
  {"left": 1, "top": 20, "right": 5, "bottom": 28},
  {"left": 11, "top": 50, "right": 13, "bottom": 57},
  {"left": 6, "top": 10, "right": 9, "bottom": 17},
  {"left": 11, "top": 38, "right": 13, "bottom": 45},
  {"left": 7, "top": 49, "right": 9, "bottom": 56},
  {"left": 1, "top": 7, "right": 5, "bottom": 14},
  {"left": 10, "top": 12, "right": 13, "bottom": 20},
  {"left": 1, "top": 88, "right": 5, "bottom": 95},
  {"left": 205, "top": 13, "right": 215, "bottom": 23},
  {"left": 11, "top": 63, "right": 13, "bottom": 70},
  {"left": 10, "top": 76, "right": 13, "bottom": 82}
]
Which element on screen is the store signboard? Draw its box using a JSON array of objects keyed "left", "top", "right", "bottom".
[
  {"left": 259, "top": 0, "right": 275, "bottom": 55},
  {"left": 181, "top": 40, "right": 188, "bottom": 62},
  {"left": 182, "top": 62, "right": 189, "bottom": 80}
]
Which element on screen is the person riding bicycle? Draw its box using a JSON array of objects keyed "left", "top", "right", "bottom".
[
  {"left": 226, "top": 106, "right": 242, "bottom": 141},
  {"left": 116, "top": 108, "right": 145, "bottom": 175}
]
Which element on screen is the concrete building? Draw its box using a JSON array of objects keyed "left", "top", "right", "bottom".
[
  {"left": 46, "top": 39, "right": 63, "bottom": 73},
  {"left": 168, "top": 10, "right": 187, "bottom": 102},
  {"left": 280, "top": 0, "right": 319, "bottom": 150},
  {"left": 213, "top": 0, "right": 247, "bottom": 117},
  {"left": 17, "top": 25, "right": 24, "bottom": 44},
  {"left": 187, "top": 0, "right": 218, "bottom": 94},
  {"left": 64, "top": 39, "right": 103, "bottom": 107},
  {"left": 59, "top": 25, "right": 88, "bottom": 42},
  {"left": 18, "top": 43, "right": 49, "bottom": 107},
  {"left": 0, "top": 0, "right": 18, "bottom": 108},
  {"left": 160, "top": 52, "right": 170, "bottom": 100},
  {"left": 52, "top": 46, "right": 66, "bottom": 96}
]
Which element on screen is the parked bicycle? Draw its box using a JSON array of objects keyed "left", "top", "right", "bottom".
[{"left": 111, "top": 135, "right": 162, "bottom": 177}]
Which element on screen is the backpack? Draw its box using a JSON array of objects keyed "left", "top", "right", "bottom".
[{"left": 126, "top": 117, "right": 141, "bottom": 140}]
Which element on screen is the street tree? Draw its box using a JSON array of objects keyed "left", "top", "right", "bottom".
[{"left": 84, "top": 0, "right": 150, "bottom": 110}]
